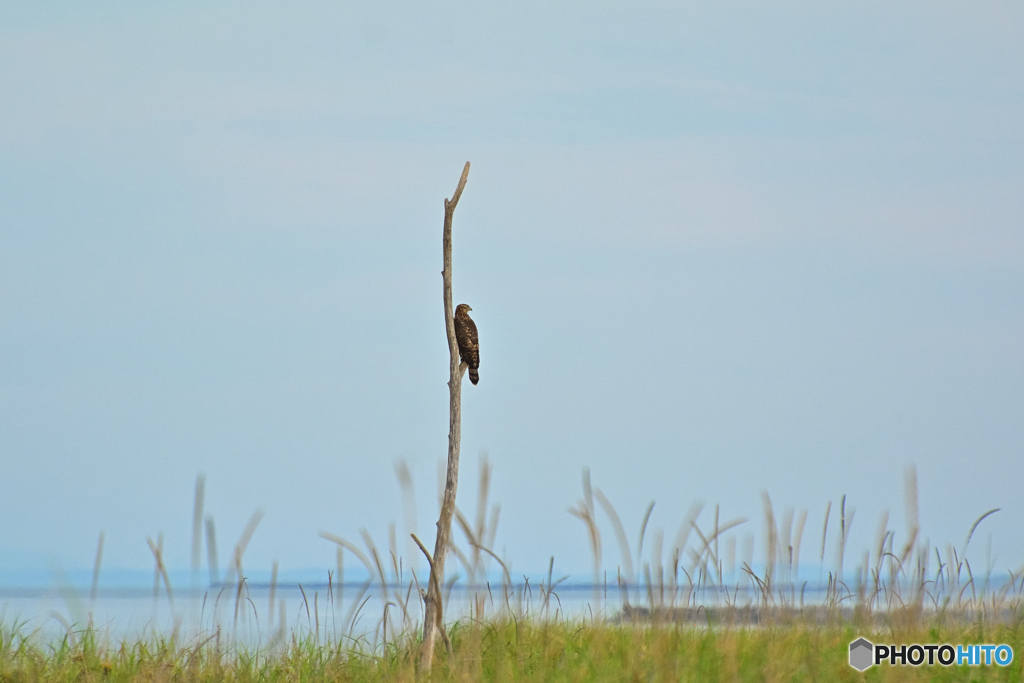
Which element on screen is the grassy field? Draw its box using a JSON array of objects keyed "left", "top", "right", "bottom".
[
  {"left": 1, "top": 613, "right": 1022, "bottom": 681},
  {"left": 2, "top": 463, "right": 1021, "bottom": 681}
]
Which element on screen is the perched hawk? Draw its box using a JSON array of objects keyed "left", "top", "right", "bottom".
[{"left": 454, "top": 303, "right": 480, "bottom": 385}]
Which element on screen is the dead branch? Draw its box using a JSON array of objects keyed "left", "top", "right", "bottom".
[{"left": 421, "top": 161, "right": 471, "bottom": 671}]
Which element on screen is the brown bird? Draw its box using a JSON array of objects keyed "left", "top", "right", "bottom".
[{"left": 454, "top": 303, "right": 480, "bottom": 385}]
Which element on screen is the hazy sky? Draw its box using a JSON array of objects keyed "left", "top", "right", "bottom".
[{"left": 1, "top": 1, "right": 1022, "bottom": 584}]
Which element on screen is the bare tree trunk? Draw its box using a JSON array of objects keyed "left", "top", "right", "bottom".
[{"left": 421, "top": 161, "right": 471, "bottom": 670}]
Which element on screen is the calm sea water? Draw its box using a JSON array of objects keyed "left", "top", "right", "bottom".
[
  {"left": 0, "top": 575, "right": 883, "bottom": 647},
  {"left": 4, "top": 560, "right": 1013, "bottom": 649},
  {"left": 1, "top": 582, "right": 610, "bottom": 647}
]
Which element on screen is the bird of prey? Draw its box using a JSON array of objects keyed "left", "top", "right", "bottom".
[{"left": 454, "top": 303, "right": 480, "bottom": 385}]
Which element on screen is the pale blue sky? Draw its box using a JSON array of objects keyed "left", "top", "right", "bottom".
[{"left": 1, "top": 1, "right": 1022, "bottom": 583}]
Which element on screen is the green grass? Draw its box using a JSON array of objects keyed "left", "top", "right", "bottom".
[
  {"left": 1, "top": 615, "right": 1022, "bottom": 682},
  {"left": 5, "top": 464, "right": 1020, "bottom": 681}
]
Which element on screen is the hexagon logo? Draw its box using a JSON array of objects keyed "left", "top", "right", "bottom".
[{"left": 849, "top": 637, "right": 874, "bottom": 671}]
